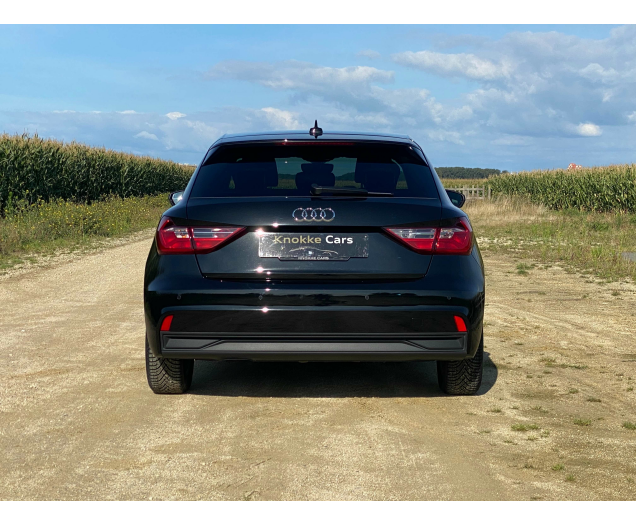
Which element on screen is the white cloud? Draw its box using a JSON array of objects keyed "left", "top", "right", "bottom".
[
  {"left": 425, "top": 130, "right": 464, "bottom": 145},
  {"left": 118, "top": 110, "right": 137, "bottom": 114},
  {"left": 628, "top": 111, "right": 636, "bottom": 123},
  {"left": 392, "top": 50, "right": 513, "bottom": 80},
  {"left": 356, "top": 49, "right": 381, "bottom": 60},
  {"left": 259, "top": 107, "right": 299, "bottom": 129},
  {"left": 491, "top": 135, "right": 531, "bottom": 146},
  {"left": 205, "top": 60, "right": 394, "bottom": 103},
  {"left": 166, "top": 112, "right": 186, "bottom": 120},
  {"left": 134, "top": 131, "right": 158, "bottom": 141},
  {"left": 576, "top": 123, "right": 602, "bottom": 137}
]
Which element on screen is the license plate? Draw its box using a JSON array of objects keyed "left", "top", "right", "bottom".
[{"left": 259, "top": 233, "right": 369, "bottom": 261}]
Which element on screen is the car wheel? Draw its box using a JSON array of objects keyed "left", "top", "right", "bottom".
[
  {"left": 437, "top": 333, "right": 483, "bottom": 395},
  {"left": 145, "top": 336, "right": 194, "bottom": 394}
]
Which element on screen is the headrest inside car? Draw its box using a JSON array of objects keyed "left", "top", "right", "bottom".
[
  {"left": 354, "top": 162, "right": 400, "bottom": 193},
  {"left": 295, "top": 163, "right": 336, "bottom": 193}
]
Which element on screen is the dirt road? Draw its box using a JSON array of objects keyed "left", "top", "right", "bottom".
[{"left": 1, "top": 234, "right": 635, "bottom": 500}]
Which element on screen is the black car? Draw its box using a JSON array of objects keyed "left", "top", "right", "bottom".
[{"left": 144, "top": 124, "right": 485, "bottom": 395}]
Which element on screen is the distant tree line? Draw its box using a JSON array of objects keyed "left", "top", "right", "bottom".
[{"left": 434, "top": 167, "right": 508, "bottom": 179}]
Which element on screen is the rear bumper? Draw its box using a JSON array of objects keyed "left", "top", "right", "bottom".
[{"left": 160, "top": 332, "right": 468, "bottom": 361}]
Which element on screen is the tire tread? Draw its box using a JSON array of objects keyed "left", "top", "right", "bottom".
[
  {"left": 437, "top": 334, "right": 483, "bottom": 395},
  {"left": 145, "top": 337, "right": 193, "bottom": 394}
]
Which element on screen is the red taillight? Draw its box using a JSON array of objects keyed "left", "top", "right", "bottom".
[
  {"left": 191, "top": 227, "right": 246, "bottom": 252},
  {"left": 160, "top": 315, "right": 173, "bottom": 331},
  {"left": 436, "top": 217, "right": 473, "bottom": 255},
  {"left": 384, "top": 227, "right": 437, "bottom": 252},
  {"left": 156, "top": 217, "right": 193, "bottom": 254},
  {"left": 384, "top": 217, "right": 472, "bottom": 255},
  {"left": 156, "top": 217, "right": 244, "bottom": 255},
  {"left": 454, "top": 315, "right": 467, "bottom": 332}
]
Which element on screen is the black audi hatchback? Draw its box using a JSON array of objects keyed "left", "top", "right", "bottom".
[{"left": 144, "top": 125, "right": 485, "bottom": 395}]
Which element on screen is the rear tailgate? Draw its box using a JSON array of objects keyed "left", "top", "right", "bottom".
[{"left": 187, "top": 197, "right": 441, "bottom": 280}]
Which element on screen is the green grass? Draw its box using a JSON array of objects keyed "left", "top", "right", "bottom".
[
  {"left": 511, "top": 423, "right": 540, "bottom": 432},
  {"left": 552, "top": 464, "right": 565, "bottom": 471},
  {"left": 466, "top": 197, "right": 636, "bottom": 282},
  {"left": 574, "top": 418, "right": 592, "bottom": 427},
  {"left": 622, "top": 422, "right": 636, "bottom": 430},
  {"left": 0, "top": 194, "right": 169, "bottom": 271}
]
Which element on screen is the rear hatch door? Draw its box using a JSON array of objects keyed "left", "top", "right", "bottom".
[{"left": 187, "top": 196, "right": 441, "bottom": 280}]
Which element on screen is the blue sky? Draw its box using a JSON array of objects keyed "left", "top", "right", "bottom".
[{"left": 1, "top": 24, "right": 635, "bottom": 170}]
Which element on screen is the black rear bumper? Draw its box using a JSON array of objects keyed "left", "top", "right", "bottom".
[{"left": 160, "top": 332, "right": 468, "bottom": 361}]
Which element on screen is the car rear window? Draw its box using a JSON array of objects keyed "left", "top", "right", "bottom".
[{"left": 190, "top": 142, "right": 439, "bottom": 198}]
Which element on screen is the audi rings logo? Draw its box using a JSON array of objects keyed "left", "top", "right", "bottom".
[{"left": 292, "top": 207, "right": 335, "bottom": 222}]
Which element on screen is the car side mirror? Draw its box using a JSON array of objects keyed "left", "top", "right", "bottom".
[
  {"left": 446, "top": 189, "right": 466, "bottom": 208},
  {"left": 169, "top": 191, "right": 184, "bottom": 206}
]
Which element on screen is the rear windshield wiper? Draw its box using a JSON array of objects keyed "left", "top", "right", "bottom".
[{"left": 310, "top": 184, "right": 393, "bottom": 197}]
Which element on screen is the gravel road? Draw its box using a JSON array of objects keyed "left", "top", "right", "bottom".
[{"left": 1, "top": 234, "right": 635, "bottom": 500}]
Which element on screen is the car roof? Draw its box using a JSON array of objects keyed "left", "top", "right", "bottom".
[{"left": 212, "top": 130, "right": 418, "bottom": 148}]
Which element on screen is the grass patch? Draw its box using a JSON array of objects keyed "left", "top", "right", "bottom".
[
  {"left": 516, "top": 263, "right": 532, "bottom": 275},
  {"left": 489, "top": 407, "right": 503, "bottom": 413},
  {"left": 565, "top": 474, "right": 576, "bottom": 482},
  {"left": 0, "top": 194, "right": 169, "bottom": 271},
  {"left": 465, "top": 197, "right": 636, "bottom": 282},
  {"left": 586, "top": 397, "right": 602, "bottom": 403},
  {"left": 622, "top": 422, "right": 636, "bottom": 430},
  {"left": 552, "top": 464, "right": 565, "bottom": 471},
  {"left": 511, "top": 423, "right": 540, "bottom": 432},
  {"left": 568, "top": 388, "right": 579, "bottom": 394},
  {"left": 574, "top": 418, "right": 592, "bottom": 427}
]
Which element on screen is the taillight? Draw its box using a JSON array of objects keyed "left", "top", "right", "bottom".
[
  {"left": 156, "top": 217, "right": 244, "bottom": 255},
  {"left": 384, "top": 217, "right": 473, "bottom": 255},
  {"left": 156, "top": 218, "right": 193, "bottom": 254},
  {"left": 384, "top": 227, "right": 437, "bottom": 252},
  {"left": 436, "top": 217, "right": 473, "bottom": 255}
]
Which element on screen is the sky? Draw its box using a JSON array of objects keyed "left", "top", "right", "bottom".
[{"left": 1, "top": 24, "right": 635, "bottom": 171}]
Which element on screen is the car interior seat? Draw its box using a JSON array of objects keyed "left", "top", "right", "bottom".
[
  {"left": 295, "top": 163, "right": 336, "bottom": 194},
  {"left": 354, "top": 161, "right": 400, "bottom": 193}
]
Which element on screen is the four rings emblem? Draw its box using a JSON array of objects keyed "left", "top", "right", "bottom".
[{"left": 292, "top": 207, "right": 335, "bottom": 222}]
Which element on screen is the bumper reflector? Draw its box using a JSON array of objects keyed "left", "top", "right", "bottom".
[
  {"left": 454, "top": 315, "right": 467, "bottom": 332},
  {"left": 160, "top": 315, "right": 174, "bottom": 332}
]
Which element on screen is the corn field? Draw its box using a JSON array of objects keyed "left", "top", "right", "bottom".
[
  {"left": 0, "top": 133, "right": 195, "bottom": 214},
  {"left": 489, "top": 164, "right": 636, "bottom": 213}
]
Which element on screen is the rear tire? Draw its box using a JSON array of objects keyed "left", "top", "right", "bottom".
[
  {"left": 145, "top": 337, "right": 194, "bottom": 394},
  {"left": 437, "top": 333, "right": 483, "bottom": 395}
]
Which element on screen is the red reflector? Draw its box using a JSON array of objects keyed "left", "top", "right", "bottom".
[
  {"left": 160, "top": 315, "right": 173, "bottom": 331},
  {"left": 454, "top": 315, "right": 467, "bottom": 332}
]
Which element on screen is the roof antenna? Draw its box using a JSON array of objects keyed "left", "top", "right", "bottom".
[{"left": 309, "top": 120, "right": 323, "bottom": 138}]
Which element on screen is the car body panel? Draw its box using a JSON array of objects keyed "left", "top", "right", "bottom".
[{"left": 144, "top": 130, "right": 485, "bottom": 363}]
